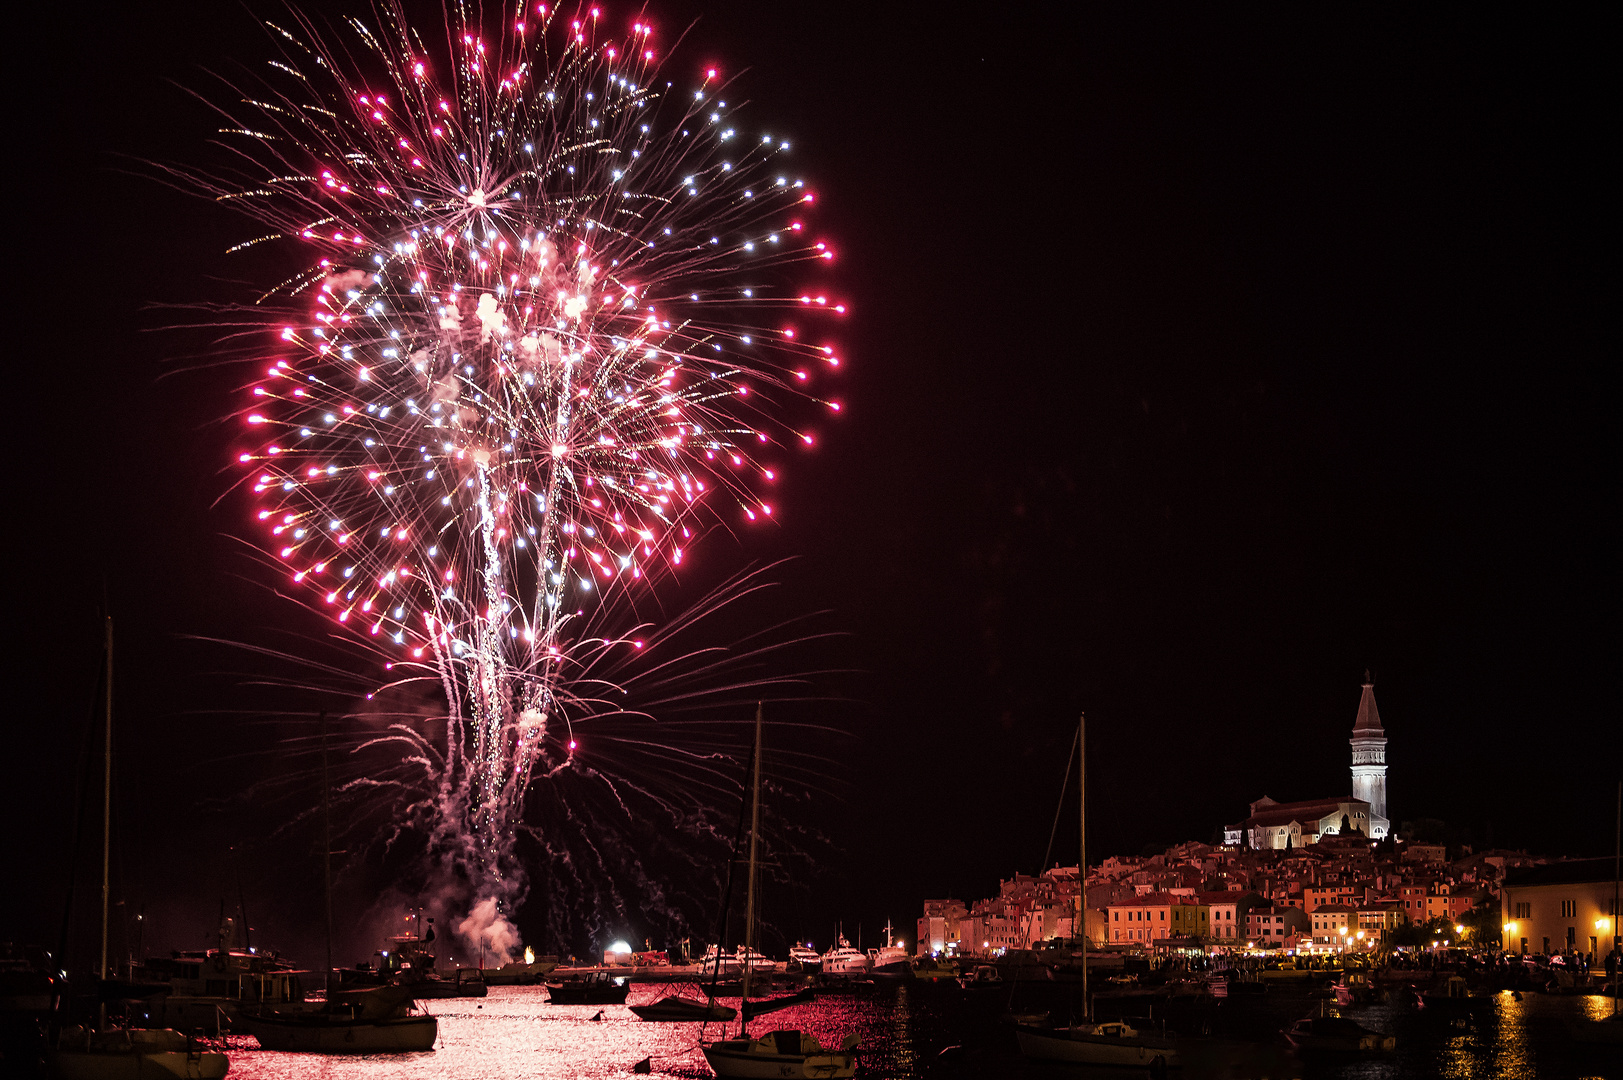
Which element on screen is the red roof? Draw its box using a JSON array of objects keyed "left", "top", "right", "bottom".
[
  {"left": 1107, "top": 892, "right": 1203, "bottom": 908},
  {"left": 1353, "top": 679, "right": 1384, "bottom": 735},
  {"left": 1247, "top": 801, "right": 1352, "bottom": 828}
]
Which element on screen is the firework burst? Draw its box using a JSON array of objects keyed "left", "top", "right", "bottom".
[{"left": 200, "top": 0, "right": 844, "bottom": 933}]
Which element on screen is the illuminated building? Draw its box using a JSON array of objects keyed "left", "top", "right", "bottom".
[
  {"left": 1500, "top": 858, "right": 1621, "bottom": 956},
  {"left": 1226, "top": 675, "right": 1392, "bottom": 848}
]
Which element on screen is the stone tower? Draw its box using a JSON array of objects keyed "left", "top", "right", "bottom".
[{"left": 1349, "top": 671, "right": 1387, "bottom": 822}]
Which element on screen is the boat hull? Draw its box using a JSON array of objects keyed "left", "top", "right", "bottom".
[
  {"left": 545, "top": 984, "right": 629, "bottom": 1005},
  {"left": 240, "top": 1013, "right": 437, "bottom": 1053},
  {"left": 629, "top": 999, "right": 736, "bottom": 1022},
  {"left": 1015, "top": 1025, "right": 1180, "bottom": 1068},
  {"left": 48, "top": 1050, "right": 229, "bottom": 1079},
  {"left": 701, "top": 1038, "right": 855, "bottom": 1079}
]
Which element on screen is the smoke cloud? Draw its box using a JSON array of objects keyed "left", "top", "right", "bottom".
[{"left": 456, "top": 897, "right": 523, "bottom": 965}]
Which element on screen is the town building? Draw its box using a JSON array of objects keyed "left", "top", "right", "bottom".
[
  {"left": 1106, "top": 894, "right": 1209, "bottom": 945},
  {"left": 1310, "top": 903, "right": 1356, "bottom": 936},
  {"left": 1245, "top": 905, "right": 1310, "bottom": 947},
  {"left": 1500, "top": 858, "right": 1622, "bottom": 957},
  {"left": 916, "top": 899, "right": 967, "bottom": 955},
  {"left": 1357, "top": 902, "right": 1406, "bottom": 943},
  {"left": 1197, "top": 891, "right": 1263, "bottom": 945},
  {"left": 1303, "top": 884, "right": 1361, "bottom": 912}
]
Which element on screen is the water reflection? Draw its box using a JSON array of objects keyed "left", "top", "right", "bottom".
[{"left": 214, "top": 984, "right": 1620, "bottom": 1080}]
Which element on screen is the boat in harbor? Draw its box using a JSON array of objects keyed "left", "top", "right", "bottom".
[
  {"left": 134, "top": 939, "right": 309, "bottom": 1031},
  {"left": 819, "top": 938, "right": 869, "bottom": 978},
  {"left": 1332, "top": 969, "right": 1376, "bottom": 1006},
  {"left": 545, "top": 970, "right": 630, "bottom": 1005},
  {"left": 237, "top": 719, "right": 438, "bottom": 1055},
  {"left": 697, "top": 945, "right": 744, "bottom": 980},
  {"left": 867, "top": 922, "right": 912, "bottom": 981},
  {"left": 46, "top": 620, "right": 231, "bottom": 1079},
  {"left": 786, "top": 946, "right": 822, "bottom": 972},
  {"left": 238, "top": 983, "right": 436, "bottom": 1053},
  {"left": 1208, "top": 966, "right": 1265, "bottom": 998},
  {"left": 701, "top": 706, "right": 858, "bottom": 1079},
  {"left": 239, "top": 1013, "right": 435, "bottom": 1054},
  {"left": 735, "top": 946, "right": 781, "bottom": 977},
  {"left": 407, "top": 969, "right": 488, "bottom": 999},
  {"left": 1016, "top": 1020, "right": 1179, "bottom": 1069},
  {"left": 630, "top": 992, "right": 737, "bottom": 1023},
  {"left": 957, "top": 964, "right": 1003, "bottom": 990},
  {"left": 703, "top": 1028, "right": 860, "bottom": 1079},
  {"left": 1283, "top": 1012, "right": 1396, "bottom": 1054},
  {"left": 49, "top": 1024, "right": 230, "bottom": 1079},
  {"left": 1016, "top": 714, "right": 1182, "bottom": 1071},
  {"left": 1419, "top": 975, "right": 1494, "bottom": 1016},
  {"left": 911, "top": 955, "right": 958, "bottom": 984}
]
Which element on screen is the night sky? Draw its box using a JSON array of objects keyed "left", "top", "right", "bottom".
[{"left": 11, "top": 3, "right": 1616, "bottom": 965}]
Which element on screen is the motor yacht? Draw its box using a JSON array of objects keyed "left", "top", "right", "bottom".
[{"left": 819, "top": 938, "right": 869, "bottom": 978}]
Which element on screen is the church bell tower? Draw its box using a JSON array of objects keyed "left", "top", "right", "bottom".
[{"left": 1349, "top": 671, "right": 1387, "bottom": 822}]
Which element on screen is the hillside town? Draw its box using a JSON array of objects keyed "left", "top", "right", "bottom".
[{"left": 919, "top": 679, "right": 1620, "bottom": 967}]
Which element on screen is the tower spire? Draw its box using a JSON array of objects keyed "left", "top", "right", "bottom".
[{"left": 1349, "top": 672, "right": 1388, "bottom": 829}]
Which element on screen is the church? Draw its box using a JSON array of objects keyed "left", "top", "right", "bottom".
[{"left": 1224, "top": 675, "right": 1391, "bottom": 849}]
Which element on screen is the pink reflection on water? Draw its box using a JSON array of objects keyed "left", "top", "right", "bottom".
[{"left": 220, "top": 985, "right": 876, "bottom": 1080}]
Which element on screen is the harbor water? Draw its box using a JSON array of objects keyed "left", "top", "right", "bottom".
[{"left": 216, "top": 982, "right": 1620, "bottom": 1080}]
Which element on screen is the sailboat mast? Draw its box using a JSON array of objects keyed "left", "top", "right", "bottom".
[
  {"left": 1078, "top": 713, "right": 1087, "bottom": 1022},
  {"left": 742, "top": 703, "right": 763, "bottom": 1015},
  {"left": 321, "top": 712, "right": 334, "bottom": 997},
  {"left": 100, "top": 616, "right": 113, "bottom": 986},
  {"left": 1613, "top": 779, "right": 1619, "bottom": 1017}
]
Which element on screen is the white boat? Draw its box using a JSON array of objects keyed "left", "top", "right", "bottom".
[
  {"left": 1016, "top": 1021, "right": 1180, "bottom": 1069},
  {"left": 701, "top": 706, "right": 858, "bottom": 1078},
  {"left": 787, "top": 946, "right": 821, "bottom": 970},
  {"left": 48, "top": 1026, "right": 229, "bottom": 1079},
  {"left": 1016, "top": 715, "right": 1179, "bottom": 1071},
  {"left": 734, "top": 947, "right": 781, "bottom": 975},
  {"left": 703, "top": 1029, "right": 859, "bottom": 1079},
  {"left": 819, "top": 938, "right": 869, "bottom": 977},
  {"left": 698, "top": 945, "right": 743, "bottom": 979}
]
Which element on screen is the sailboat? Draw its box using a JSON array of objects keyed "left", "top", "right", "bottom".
[
  {"left": 1015, "top": 714, "right": 1181, "bottom": 1070},
  {"left": 237, "top": 714, "right": 436, "bottom": 1054},
  {"left": 700, "top": 706, "right": 858, "bottom": 1079},
  {"left": 46, "top": 617, "right": 232, "bottom": 1080}
]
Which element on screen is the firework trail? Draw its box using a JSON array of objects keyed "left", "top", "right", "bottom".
[{"left": 200, "top": 0, "right": 844, "bottom": 943}]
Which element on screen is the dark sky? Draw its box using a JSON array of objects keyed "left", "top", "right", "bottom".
[{"left": 11, "top": 2, "right": 1616, "bottom": 964}]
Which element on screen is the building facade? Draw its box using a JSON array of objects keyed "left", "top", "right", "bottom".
[
  {"left": 917, "top": 899, "right": 967, "bottom": 955},
  {"left": 1227, "top": 675, "right": 1393, "bottom": 849},
  {"left": 1107, "top": 894, "right": 1210, "bottom": 945},
  {"left": 1500, "top": 859, "right": 1622, "bottom": 957},
  {"left": 1245, "top": 906, "right": 1310, "bottom": 947}
]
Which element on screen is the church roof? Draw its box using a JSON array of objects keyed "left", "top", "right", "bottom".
[
  {"left": 1352, "top": 674, "right": 1384, "bottom": 735},
  {"left": 1247, "top": 797, "right": 1367, "bottom": 828}
]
